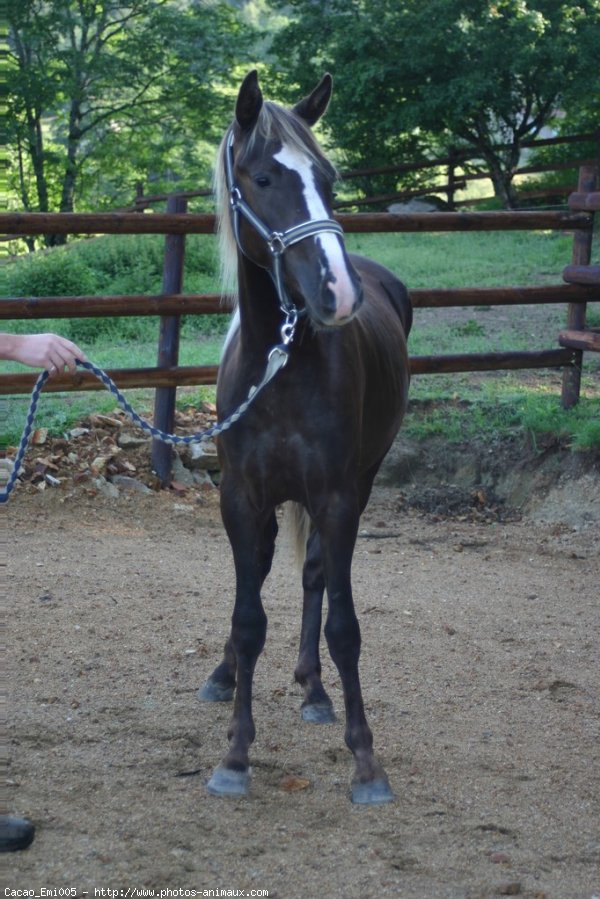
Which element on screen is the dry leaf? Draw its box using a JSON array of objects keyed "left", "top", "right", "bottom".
[{"left": 281, "top": 775, "right": 311, "bottom": 793}]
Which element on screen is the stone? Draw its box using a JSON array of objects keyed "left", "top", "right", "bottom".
[
  {"left": 117, "top": 431, "right": 151, "bottom": 449},
  {"left": 110, "top": 475, "right": 152, "bottom": 495},
  {"left": 187, "top": 440, "right": 219, "bottom": 470}
]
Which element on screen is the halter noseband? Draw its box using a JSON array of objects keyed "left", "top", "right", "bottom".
[{"left": 225, "top": 130, "right": 345, "bottom": 343}]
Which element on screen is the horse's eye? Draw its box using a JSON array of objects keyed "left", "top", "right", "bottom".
[{"left": 254, "top": 174, "right": 271, "bottom": 188}]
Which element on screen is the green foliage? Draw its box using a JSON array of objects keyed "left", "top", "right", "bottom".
[
  {"left": 267, "top": 0, "right": 600, "bottom": 206},
  {"left": 1, "top": 233, "right": 225, "bottom": 345},
  {"left": 6, "top": 0, "right": 256, "bottom": 226},
  {"left": 3, "top": 248, "right": 98, "bottom": 297}
]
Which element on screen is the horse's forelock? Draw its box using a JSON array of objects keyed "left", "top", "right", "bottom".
[{"left": 246, "top": 103, "right": 334, "bottom": 178}]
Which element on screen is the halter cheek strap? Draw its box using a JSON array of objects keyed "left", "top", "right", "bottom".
[{"left": 225, "top": 131, "right": 345, "bottom": 331}]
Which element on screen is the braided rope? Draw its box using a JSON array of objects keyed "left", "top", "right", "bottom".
[
  {"left": 0, "top": 348, "right": 289, "bottom": 505},
  {"left": 1, "top": 369, "right": 50, "bottom": 504}
]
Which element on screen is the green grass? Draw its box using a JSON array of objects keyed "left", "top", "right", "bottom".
[
  {"left": 403, "top": 374, "right": 600, "bottom": 451},
  {"left": 2, "top": 229, "right": 599, "bottom": 451},
  {"left": 345, "top": 229, "right": 574, "bottom": 288}
]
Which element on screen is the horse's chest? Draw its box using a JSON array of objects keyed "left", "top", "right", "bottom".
[{"left": 220, "top": 404, "right": 353, "bottom": 502}]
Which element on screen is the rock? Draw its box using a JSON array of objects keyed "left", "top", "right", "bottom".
[
  {"left": 117, "top": 431, "right": 151, "bottom": 449},
  {"left": 109, "top": 475, "right": 152, "bottom": 495},
  {"left": 193, "top": 469, "right": 217, "bottom": 488},
  {"left": 171, "top": 454, "right": 196, "bottom": 486},
  {"left": 67, "top": 427, "right": 90, "bottom": 439},
  {"left": 388, "top": 196, "right": 450, "bottom": 213},
  {"left": 187, "top": 440, "right": 219, "bottom": 471},
  {"left": 91, "top": 476, "right": 120, "bottom": 499}
]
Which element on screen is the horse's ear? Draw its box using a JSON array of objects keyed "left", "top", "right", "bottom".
[
  {"left": 235, "top": 70, "right": 263, "bottom": 132},
  {"left": 293, "top": 74, "right": 333, "bottom": 126}
]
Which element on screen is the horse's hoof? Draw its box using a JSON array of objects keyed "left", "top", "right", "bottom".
[
  {"left": 0, "top": 815, "right": 35, "bottom": 852},
  {"left": 351, "top": 778, "right": 395, "bottom": 805},
  {"left": 197, "top": 679, "right": 235, "bottom": 702},
  {"left": 301, "top": 701, "right": 336, "bottom": 724},
  {"left": 206, "top": 766, "right": 250, "bottom": 798}
]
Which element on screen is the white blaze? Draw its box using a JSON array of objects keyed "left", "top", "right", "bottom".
[{"left": 273, "top": 144, "right": 356, "bottom": 320}]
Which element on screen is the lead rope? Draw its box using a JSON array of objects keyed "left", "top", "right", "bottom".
[{"left": 0, "top": 322, "right": 295, "bottom": 505}]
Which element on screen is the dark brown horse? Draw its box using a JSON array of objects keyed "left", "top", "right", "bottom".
[{"left": 199, "top": 71, "right": 412, "bottom": 804}]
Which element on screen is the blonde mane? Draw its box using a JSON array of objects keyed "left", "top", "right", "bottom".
[{"left": 213, "top": 101, "right": 336, "bottom": 303}]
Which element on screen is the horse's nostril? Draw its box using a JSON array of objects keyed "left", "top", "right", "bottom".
[{"left": 322, "top": 287, "right": 337, "bottom": 313}]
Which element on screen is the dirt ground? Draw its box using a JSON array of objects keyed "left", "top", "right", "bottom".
[{"left": 4, "top": 455, "right": 599, "bottom": 898}]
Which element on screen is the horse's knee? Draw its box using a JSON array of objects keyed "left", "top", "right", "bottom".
[{"left": 231, "top": 605, "right": 268, "bottom": 659}]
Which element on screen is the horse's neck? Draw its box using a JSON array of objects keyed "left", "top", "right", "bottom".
[{"left": 236, "top": 259, "right": 284, "bottom": 352}]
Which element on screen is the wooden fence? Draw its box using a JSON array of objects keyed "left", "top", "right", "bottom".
[
  {"left": 1, "top": 164, "right": 598, "bottom": 483},
  {"left": 131, "top": 130, "right": 600, "bottom": 212}
]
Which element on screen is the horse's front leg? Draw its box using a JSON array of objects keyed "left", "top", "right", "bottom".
[
  {"left": 206, "top": 486, "right": 272, "bottom": 798},
  {"left": 199, "top": 512, "right": 277, "bottom": 703},
  {"left": 295, "top": 530, "right": 336, "bottom": 723},
  {"left": 318, "top": 492, "right": 394, "bottom": 805}
]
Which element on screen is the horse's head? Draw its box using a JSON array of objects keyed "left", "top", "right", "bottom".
[{"left": 219, "top": 70, "right": 363, "bottom": 328}]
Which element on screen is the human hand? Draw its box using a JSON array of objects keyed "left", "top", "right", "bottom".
[{"left": 6, "top": 333, "right": 87, "bottom": 375}]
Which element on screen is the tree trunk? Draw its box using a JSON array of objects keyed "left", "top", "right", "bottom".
[
  {"left": 60, "top": 128, "right": 79, "bottom": 214},
  {"left": 28, "top": 115, "right": 49, "bottom": 214},
  {"left": 16, "top": 139, "right": 35, "bottom": 251},
  {"left": 55, "top": 99, "right": 83, "bottom": 245},
  {"left": 483, "top": 151, "right": 520, "bottom": 209}
]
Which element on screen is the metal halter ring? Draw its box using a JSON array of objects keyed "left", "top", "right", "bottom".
[{"left": 268, "top": 233, "right": 286, "bottom": 256}]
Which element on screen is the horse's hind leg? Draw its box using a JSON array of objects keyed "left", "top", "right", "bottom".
[
  {"left": 295, "top": 531, "right": 335, "bottom": 723},
  {"left": 199, "top": 512, "right": 277, "bottom": 704},
  {"left": 318, "top": 491, "right": 394, "bottom": 805}
]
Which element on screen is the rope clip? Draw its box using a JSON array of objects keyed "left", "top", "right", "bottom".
[{"left": 280, "top": 308, "right": 298, "bottom": 346}]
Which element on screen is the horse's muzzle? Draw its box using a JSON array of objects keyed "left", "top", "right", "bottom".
[{"left": 317, "top": 271, "right": 364, "bottom": 327}]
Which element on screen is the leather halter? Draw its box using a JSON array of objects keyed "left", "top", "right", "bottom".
[{"left": 224, "top": 130, "right": 345, "bottom": 334}]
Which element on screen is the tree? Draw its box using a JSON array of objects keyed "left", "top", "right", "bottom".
[
  {"left": 7, "top": 0, "right": 253, "bottom": 240},
  {"left": 267, "top": 0, "right": 600, "bottom": 207}
]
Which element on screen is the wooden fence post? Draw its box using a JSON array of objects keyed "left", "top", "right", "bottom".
[
  {"left": 561, "top": 165, "right": 597, "bottom": 409},
  {"left": 151, "top": 194, "right": 187, "bottom": 485}
]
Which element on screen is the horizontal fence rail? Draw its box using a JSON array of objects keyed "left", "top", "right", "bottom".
[
  {"left": 0, "top": 353, "right": 576, "bottom": 396},
  {"left": 2, "top": 284, "right": 598, "bottom": 321},
  {"left": 563, "top": 265, "right": 600, "bottom": 286},
  {"left": 0, "top": 209, "right": 594, "bottom": 237}
]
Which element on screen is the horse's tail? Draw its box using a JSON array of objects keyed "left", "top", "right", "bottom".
[{"left": 284, "top": 502, "right": 312, "bottom": 570}]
